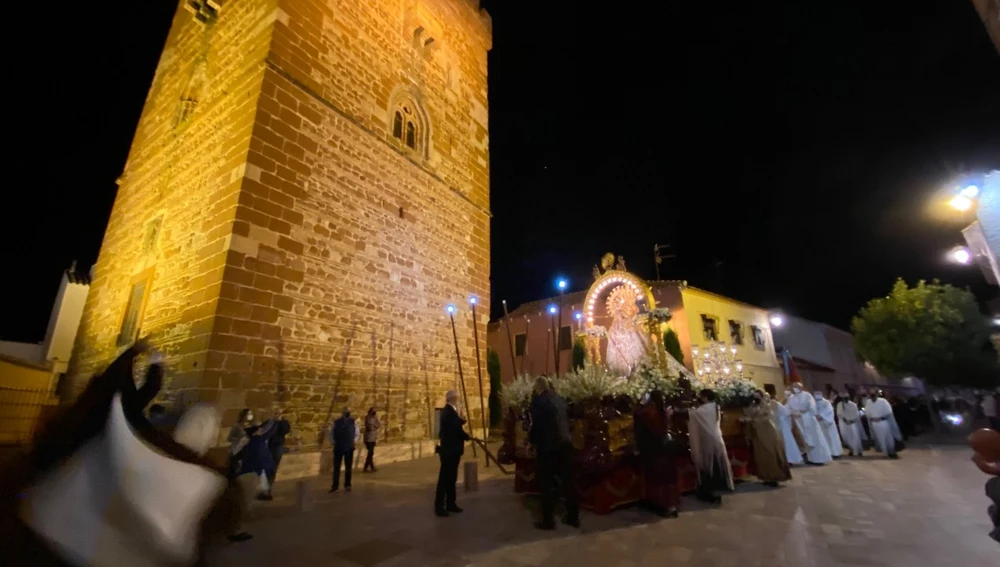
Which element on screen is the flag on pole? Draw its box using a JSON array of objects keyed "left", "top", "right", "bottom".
[{"left": 780, "top": 348, "right": 803, "bottom": 385}]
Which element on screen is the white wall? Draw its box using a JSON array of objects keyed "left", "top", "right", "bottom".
[{"left": 771, "top": 314, "right": 833, "bottom": 367}]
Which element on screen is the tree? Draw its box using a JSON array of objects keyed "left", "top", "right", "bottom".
[
  {"left": 851, "top": 279, "right": 998, "bottom": 388},
  {"left": 486, "top": 348, "right": 503, "bottom": 428},
  {"left": 572, "top": 337, "right": 586, "bottom": 371},
  {"left": 663, "top": 328, "right": 684, "bottom": 364}
]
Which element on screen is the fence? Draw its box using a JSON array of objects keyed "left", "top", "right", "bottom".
[{"left": 0, "top": 386, "right": 59, "bottom": 444}]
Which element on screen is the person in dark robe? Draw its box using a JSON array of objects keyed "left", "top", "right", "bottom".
[
  {"left": 892, "top": 397, "right": 913, "bottom": 441},
  {"left": 634, "top": 390, "right": 680, "bottom": 517},
  {"left": 434, "top": 391, "right": 469, "bottom": 516},
  {"left": 529, "top": 377, "right": 579, "bottom": 530}
]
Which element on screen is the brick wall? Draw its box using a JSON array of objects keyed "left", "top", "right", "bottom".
[{"left": 69, "top": 0, "right": 493, "bottom": 453}]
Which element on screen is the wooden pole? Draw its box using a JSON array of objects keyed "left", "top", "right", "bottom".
[
  {"left": 501, "top": 300, "right": 518, "bottom": 381},
  {"left": 521, "top": 317, "right": 531, "bottom": 376},
  {"left": 448, "top": 310, "right": 477, "bottom": 457},
  {"left": 470, "top": 301, "right": 489, "bottom": 466}
]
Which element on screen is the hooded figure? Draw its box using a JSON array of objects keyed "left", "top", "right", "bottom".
[{"left": 786, "top": 383, "right": 832, "bottom": 465}]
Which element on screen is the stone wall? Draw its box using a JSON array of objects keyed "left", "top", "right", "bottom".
[{"left": 69, "top": 0, "right": 493, "bottom": 455}]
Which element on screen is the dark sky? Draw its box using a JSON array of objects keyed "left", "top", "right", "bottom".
[{"left": 2, "top": 0, "right": 998, "bottom": 343}]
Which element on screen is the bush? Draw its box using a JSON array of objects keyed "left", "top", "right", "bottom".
[
  {"left": 487, "top": 348, "right": 503, "bottom": 427},
  {"left": 663, "top": 328, "right": 683, "bottom": 363},
  {"left": 572, "top": 337, "right": 586, "bottom": 371}
]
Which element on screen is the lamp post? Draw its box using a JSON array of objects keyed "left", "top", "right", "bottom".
[
  {"left": 574, "top": 311, "right": 582, "bottom": 333},
  {"left": 446, "top": 304, "right": 476, "bottom": 458},
  {"left": 555, "top": 278, "right": 567, "bottom": 376},
  {"left": 501, "top": 299, "right": 518, "bottom": 381},
  {"left": 469, "top": 296, "right": 489, "bottom": 465},
  {"left": 548, "top": 304, "right": 559, "bottom": 377}
]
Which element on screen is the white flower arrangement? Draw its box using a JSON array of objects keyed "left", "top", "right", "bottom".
[
  {"left": 551, "top": 363, "right": 627, "bottom": 403},
  {"left": 582, "top": 325, "right": 607, "bottom": 338},
  {"left": 711, "top": 376, "right": 759, "bottom": 405},
  {"left": 623, "top": 359, "right": 681, "bottom": 401},
  {"left": 500, "top": 374, "right": 535, "bottom": 410}
]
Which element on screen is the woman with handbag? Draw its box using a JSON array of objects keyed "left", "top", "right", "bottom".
[{"left": 634, "top": 390, "right": 680, "bottom": 517}]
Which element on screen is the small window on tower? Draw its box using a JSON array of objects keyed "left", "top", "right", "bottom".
[
  {"left": 392, "top": 111, "right": 403, "bottom": 139},
  {"left": 143, "top": 217, "right": 163, "bottom": 252},
  {"left": 117, "top": 270, "right": 154, "bottom": 347},
  {"left": 701, "top": 314, "right": 718, "bottom": 342},
  {"left": 728, "top": 320, "right": 744, "bottom": 345},
  {"left": 405, "top": 122, "right": 416, "bottom": 149}
]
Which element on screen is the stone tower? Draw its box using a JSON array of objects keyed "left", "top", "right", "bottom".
[{"left": 69, "top": 0, "right": 492, "bottom": 456}]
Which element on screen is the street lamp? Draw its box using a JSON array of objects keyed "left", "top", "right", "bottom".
[
  {"left": 445, "top": 304, "right": 476, "bottom": 457},
  {"left": 949, "top": 246, "right": 972, "bottom": 265},
  {"left": 468, "top": 296, "right": 488, "bottom": 465},
  {"left": 769, "top": 314, "right": 784, "bottom": 328},
  {"left": 548, "top": 304, "right": 559, "bottom": 376},
  {"left": 554, "top": 278, "right": 568, "bottom": 376},
  {"left": 574, "top": 311, "right": 582, "bottom": 332}
]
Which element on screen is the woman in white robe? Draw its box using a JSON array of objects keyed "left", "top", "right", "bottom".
[
  {"left": 814, "top": 392, "right": 842, "bottom": 458},
  {"left": 688, "top": 389, "right": 734, "bottom": 503},
  {"left": 773, "top": 395, "right": 804, "bottom": 465},
  {"left": 836, "top": 397, "right": 864, "bottom": 455},
  {"left": 864, "top": 393, "right": 902, "bottom": 458},
  {"left": 787, "top": 383, "right": 832, "bottom": 465}
]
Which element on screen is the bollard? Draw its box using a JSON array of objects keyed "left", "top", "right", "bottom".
[
  {"left": 295, "top": 480, "right": 313, "bottom": 512},
  {"left": 463, "top": 460, "right": 479, "bottom": 492}
]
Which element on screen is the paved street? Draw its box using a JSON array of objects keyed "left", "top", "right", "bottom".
[{"left": 210, "top": 444, "right": 997, "bottom": 567}]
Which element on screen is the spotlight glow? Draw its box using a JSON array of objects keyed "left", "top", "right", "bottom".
[
  {"left": 769, "top": 315, "right": 784, "bottom": 327},
  {"left": 556, "top": 278, "right": 568, "bottom": 291},
  {"left": 574, "top": 312, "right": 582, "bottom": 320},
  {"left": 949, "top": 195, "right": 973, "bottom": 211},
  {"left": 468, "top": 296, "right": 477, "bottom": 305},
  {"left": 548, "top": 305, "right": 558, "bottom": 315},
  {"left": 960, "top": 185, "right": 980, "bottom": 198},
  {"left": 446, "top": 304, "right": 456, "bottom": 314},
  {"left": 950, "top": 247, "right": 972, "bottom": 265}
]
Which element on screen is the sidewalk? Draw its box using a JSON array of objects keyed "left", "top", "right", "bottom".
[{"left": 209, "top": 444, "right": 998, "bottom": 567}]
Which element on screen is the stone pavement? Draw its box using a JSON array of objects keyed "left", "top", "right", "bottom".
[{"left": 209, "top": 444, "right": 997, "bottom": 567}]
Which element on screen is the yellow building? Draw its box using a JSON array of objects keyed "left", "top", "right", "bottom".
[{"left": 677, "top": 287, "right": 785, "bottom": 397}]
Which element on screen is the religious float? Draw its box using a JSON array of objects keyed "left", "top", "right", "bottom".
[{"left": 497, "top": 254, "right": 759, "bottom": 514}]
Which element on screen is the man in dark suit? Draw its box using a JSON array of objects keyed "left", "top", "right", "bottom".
[
  {"left": 529, "top": 377, "right": 579, "bottom": 530},
  {"left": 435, "top": 390, "right": 470, "bottom": 517},
  {"left": 329, "top": 408, "right": 357, "bottom": 493}
]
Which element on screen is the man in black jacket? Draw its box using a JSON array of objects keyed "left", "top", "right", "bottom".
[
  {"left": 329, "top": 409, "right": 357, "bottom": 493},
  {"left": 435, "top": 391, "right": 470, "bottom": 517},
  {"left": 529, "top": 377, "right": 579, "bottom": 530}
]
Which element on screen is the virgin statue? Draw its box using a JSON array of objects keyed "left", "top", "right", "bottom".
[{"left": 604, "top": 285, "right": 650, "bottom": 376}]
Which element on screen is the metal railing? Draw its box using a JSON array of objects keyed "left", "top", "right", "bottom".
[{"left": 0, "top": 386, "right": 59, "bottom": 445}]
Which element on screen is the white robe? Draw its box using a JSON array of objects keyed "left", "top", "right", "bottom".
[
  {"left": 688, "top": 401, "right": 735, "bottom": 491},
  {"left": 864, "top": 397, "right": 902, "bottom": 455},
  {"left": 774, "top": 401, "right": 804, "bottom": 465},
  {"left": 836, "top": 400, "right": 864, "bottom": 454},
  {"left": 815, "top": 398, "right": 842, "bottom": 457},
  {"left": 787, "top": 391, "right": 832, "bottom": 464}
]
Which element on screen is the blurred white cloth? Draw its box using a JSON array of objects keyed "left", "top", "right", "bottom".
[{"left": 20, "top": 394, "right": 225, "bottom": 567}]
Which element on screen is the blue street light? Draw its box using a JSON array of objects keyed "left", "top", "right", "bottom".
[
  {"left": 556, "top": 278, "right": 568, "bottom": 291},
  {"left": 446, "top": 304, "right": 456, "bottom": 314},
  {"left": 468, "top": 296, "right": 478, "bottom": 305},
  {"left": 574, "top": 312, "right": 582, "bottom": 321},
  {"left": 548, "top": 305, "right": 558, "bottom": 315}
]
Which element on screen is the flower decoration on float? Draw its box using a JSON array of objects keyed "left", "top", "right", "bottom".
[
  {"left": 582, "top": 325, "right": 607, "bottom": 338},
  {"left": 646, "top": 307, "right": 673, "bottom": 325}
]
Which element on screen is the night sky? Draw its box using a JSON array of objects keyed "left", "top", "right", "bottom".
[{"left": 2, "top": 1, "right": 998, "bottom": 343}]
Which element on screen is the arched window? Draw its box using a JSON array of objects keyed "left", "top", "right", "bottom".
[{"left": 388, "top": 95, "right": 428, "bottom": 157}]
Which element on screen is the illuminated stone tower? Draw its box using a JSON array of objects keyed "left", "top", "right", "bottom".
[{"left": 70, "top": 0, "right": 492, "bottom": 456}]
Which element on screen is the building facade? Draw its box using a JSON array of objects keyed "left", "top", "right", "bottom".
[
  {"left": 69, "top": 0, "right": 493, "bottom": 461},
  {"left": 487, "top": 281, "right": 786, "bottom": 396},
  {"left": 770, "top": 314, "right": 879, "bottom": 395}
]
